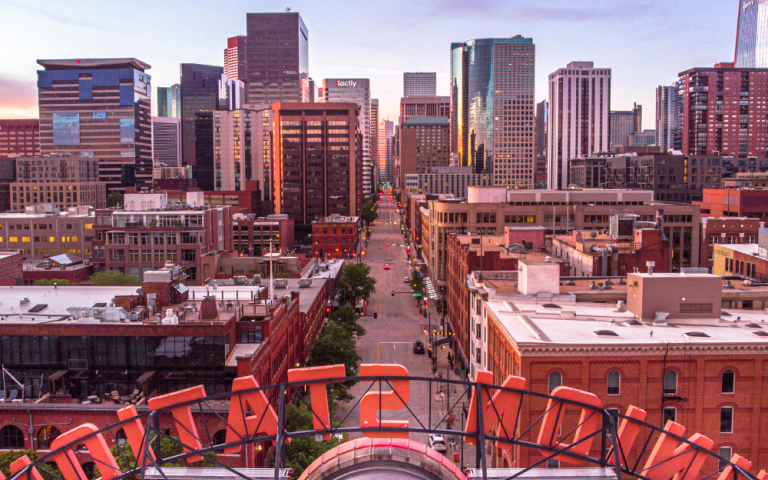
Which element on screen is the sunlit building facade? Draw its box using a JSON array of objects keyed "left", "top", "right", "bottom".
[{"left": 735, "top": 0, "right": 768, "bottom": 68}]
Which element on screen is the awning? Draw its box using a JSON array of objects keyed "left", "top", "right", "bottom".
[
  {"left": 136, "top": 371, "right": 155, "bottom": 383},
  {"left": 432, "top": 337, "right": 456, "bottom": 348},
  {"left": 48, "top": 370, "right": 69, "bottom": 381}
]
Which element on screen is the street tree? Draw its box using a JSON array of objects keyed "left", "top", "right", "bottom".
[
  {"left": 308, "top": 322, "right": 361, "bottom": 402},
  {"left": 329, "top": 305, "right": 366, "bottom": 338},
  {"left": 410, "top": 270, "right": 425, "bottom": 297},
  {"left": 106, "top": 191, "right": 123, "bottom": 208},
  {"left": 280, "top": 402, "right": 345, "bottom": 477},
  {"left": 360, "top": 201, "right": 378, "bottom": 226},
  {"left": 337, "top": 262, "right": 376, "bottom": 307}
]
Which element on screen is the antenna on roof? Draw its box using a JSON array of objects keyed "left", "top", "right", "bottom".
[{"left": 286, "top": 7, "right": 291, "bottom": 11}]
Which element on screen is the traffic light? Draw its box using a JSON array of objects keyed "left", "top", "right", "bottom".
[
  {"left": 391, "top": 290, "right": 395, "bottom": 296},
  {"left": 325, "top": 306, "right": 331, "bottom": 315},
  {"left": 424, "top": 300, "right": 428, "bottom": 308}
]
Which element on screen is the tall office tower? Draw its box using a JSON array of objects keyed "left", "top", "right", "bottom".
[
  {"left": 404, "top": 72, "right": 436, "bottom": 97},
  {"left": 398, "top": 96, "right": 450, "bottom": 125},
  {"left": 400, "top": 117, "right": 450, "bottom": 199},
  {"left": 37, "top": 58, "right": 153, "bottom": 192},
  {"left": 547, "top": 61, "right": 611, "bottom": 190},
  {"left": 309, "top": 78, "right": 315, "bottom": 102},
  {"left": 218, "top": 74, "right": 245, "bottom": 111},
  {"left": 610, "top": 110, "right": 635, "bottom": 148},
  {"left": 151, "top": 117, "right": 181, "bottom": 166},
  {"left": 633, "top": 103, "right": 642, "bottom": 132},
  {"left": 450, "top": 36, "right": 536, "bottom": 188},
  {"left": 655, "top": 83, "right": 682, "bottom": 152},
  {"left": 180, "top": 63, "right": 224, "bottom": 189},
  {"left": 379, "top": 119, "right": 395, "bottom": 183},
  {"left": 245, "top": 12, "right": 309, "bottom": 104},
  {"left": 535, "top": 100, "right": 548, "bottom": 156},
  {"left": 0, "top": 120, "right": 40, "bottom": 157},
  {"left": 224, "top": 36, "right": 247, "bottom": 80},
  {"left": 320, "top": 79, "right": 371, "bottom": 197},
  {"left": 272, "top": 103, "right": 362, "bottom": 236},
  {"left": 735, "top": 0, "right": 768, "bottom": 67},
  {"left": 679, "top": 62, "right": 768, "bottom": 157},
  {"left": 155, "top": 85, "right": 181, "bottom": 118},
  {"left": 370, "top": 99, "right": 379, "bottom": 187}
]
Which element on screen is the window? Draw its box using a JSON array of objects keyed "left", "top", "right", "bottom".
[
  {"left": 722, "top": 370, "right": 735, "bottom": 394},
  {"left": 115, "top": 429, "right": 128, "bottom": 445},
  {"left": 664, "top": 371, "right": 677, "bottom": 395},
  {"left": 607, "top": 371, "right": 620, "bottom": 395},
  {"left": 548, "top": 372, "right": 562, "bottom": 393},
  {"left": 37, "top": 425, "right": 61, "bottom": 450},
  {"left": 719, "top": 447, "right": 732, "bottom": 471},
  {"left": 546, "top": 459, "right": 560, "bottom": 469},
  {"left": 212, "top": 429, "right": 227, "bottom": 451},
  {"left": 720, "top": 407, "right": 733, "bottom": 433},
  {"left": 0, "top": 425, "right": 24, "bottom": 449},
  {"left": 662, "top": 407, "right": 676, "bottom": 426}
]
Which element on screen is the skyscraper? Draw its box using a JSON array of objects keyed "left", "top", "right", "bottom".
[
  {"left": 379, "top": 119, "right": 395, "bottom": 184},
  {"left": 399, "top": 97, "right": 450, "bottom": 125},
  {"left": 37, "top": 58, "right": 153, "bottom": 192},
  {"left": 245, "top": 12, "right": 309, "bottom": 104},
  {"left": 547, "top": 61, "right": 611, "bottom": 190},
  {"left": 451, "top": 36, "right": 536, "bottom": 188},
  {"left": 404, "top": 72, "right": 436, "bottom": 97},
  {"left": 155, "top": 85, "right": 181, "bottom": 118},
  {"left": 152, "top": 117, "right": 181, "bottom": 167},
  {"left": 656, "top": 83, "right": 681, "bottom": 152},
  {"left": 224, "top": 36, "right": 247, "bottom": 80},
  {"left": 535, "top": 100, "right": 548, "bottom": 156},
  {"left": 735, "top": 0, "right": 768, "bottom": 68},
  {"left": 320, "top": 79, "right": 371, "bottom": 197},
  {"left": 180, "top": 63, "right": 224, "bottom": 189},
  {"left": 610, "top": 111, "right": 635, "bottom": 148},
  {"left": 370, "top": 99, "right": 379, "bottom": 187}
]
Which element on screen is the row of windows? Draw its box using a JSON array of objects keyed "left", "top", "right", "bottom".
[{"left": 548, "top": 369, "right": 737, "bottom": 396}]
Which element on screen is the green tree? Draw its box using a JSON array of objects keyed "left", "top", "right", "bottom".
[
  {"left": 329, "top": 305, "right": 366, "bottom": 338},
  {"left": 90, "top": 270, "right": 142, "bottom": 286},
  {"left": 0, "top": 450, "right": 62, "bottom": 480},
  {"left": 360, "top": 201, "right": 378, "bottom": 226},
  {"left": 410, "top": 270, "right": 425, "bottom": 297},
  {"left": 279, "top": 402, "right": 345, "bottom": 477},
  {"left": 106, "top": 191, "right": 124, "bottom": 208},
  {"left": 337, "top": 262, "right": 376, "bottom": 307},
  {"left": 104, "top": 435, "right": 217, "bottom": 478},
  {"left": 308, "top": 322, "right": 360, "bottom": 402},
  {"left": 34, "top": 278, "right": 74, "bottom": 286},
  {"left": 372, "top": 191, "right": 381, "bottom": 203}
]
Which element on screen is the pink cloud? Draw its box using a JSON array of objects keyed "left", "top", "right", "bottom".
[{"left": 0, "top": 74, "right": 38, "bottom": 119}]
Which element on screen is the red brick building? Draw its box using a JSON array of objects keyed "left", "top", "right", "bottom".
[
  {"left": 0, "top": 250, "right": 22, "bottom": 286},
  {"left": 695, "top": 188, "right": 768, "bottom": 218},
  {"left": 22, "top": 253, "right": 93, "bottom": 285},
  {"left": 0, "top": 119, "right": 40, "bottom": 158},
  {"left": 312, "top": 214, "right": 361, "bottom": 259},
  {"left": 233, "top": 213, "right": 295, "bottom": 255},
  {"left": 700, "top": 217, "right": 763, "bottom": 272}
]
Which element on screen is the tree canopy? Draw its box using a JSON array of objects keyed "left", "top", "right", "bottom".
[
  {"left": 280, "top": 402, "right": 344, "bottom": 477},
  {"left": 360, "top": 201, "right": 378, "bottom": 226},
  {"left": 329, "top": 305, "right": 366, "bottom": 338},
  {"left": 89, "top": 270, "right": 142, "bottom": 286},
  {"left": 33, "top": 278, "right": 74, "bottom": 286},
  {"left": 106, "top": 191, "right": 124, "bottom": 208},
  {"left": 308, "top": 322, "right": 361, "bottom": 403},
  {"left": 337, "top": 262, "right": 376, "bottom": 306},
  {"left": 410, "top": 270, "right": 425, "bottom": 297}
]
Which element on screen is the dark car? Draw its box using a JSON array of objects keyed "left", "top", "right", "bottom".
[{"left": 413, "top": 340, "right": 425, "bottom": 354}]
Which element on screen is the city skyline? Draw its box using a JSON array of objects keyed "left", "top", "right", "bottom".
[{"left": 0, "top": 0, "right": 738, "bottom": 127}]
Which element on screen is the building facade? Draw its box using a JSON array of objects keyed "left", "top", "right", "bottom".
[
  {"left": 311, "top": 214, "right": 361, "bottom": 259},
  {"left": 398, "top": 97, "right": 450, "bottom": 125},
  {"left": 609, "top": 104, "right": 641, "bottom": 149},
  {"left": 701, "top": 217, "right": 763, "bottom": 273},
  {"left": 0, "top": 206, "right": 94, "bottom": 259},
  {"left": 405, "top": 166, "right": 494, "bottom": 198},
  {"left": 371, "top": 99, "right": 379, "bottom": 188},
  {"left": 735, "top": 0, "right": 768, "bottom": 68},
  {"left": 451, "top": 36, "right": 536, "bottom": 188},
  {"left": 547, "top": 61, "right": 611, "bottom": 189},
  {"left": 656, "top": 83, "right": 681, "bottom": 152},
  {"left": 695, "top": 188, "right": 768, "bottom": 218},
  {"left": 11, "top": 156, "right": 106, "bottom": 211},
  {"left": 232, "top": 213, "right": 294, "bottom": 256},
  {"left": 37, "top": 58, "right": 153, "bottom": 192},
  {"left": 245, "top": 12, "right": 309, "bottom": 104},
  {"left": 151, "top": 117, "right": 181, "bottom": 167},
  {"left": 403, "top": 72, "right": 436, "bottom": 97},
  {"left": 629, "top": 129, "right": 657, "bottom": 147},
  {"left": 379, "top": 119, "right": 395, "bottom": 184},
  {"left": 568, "top": 157, "right": 606, "bottom": 188},
  {"left": 535, "top": 100, "right": 548, "bottom": 157},
  {"left": 0, "top": 119, "right": 40, "bottom": 158},
  {"left": 400, "top": 117, "right": 450, "bottom": 199},
  {"left": 155, "top": 85, "right": 181, "bottom": 118},
  {"left": 224, "top": 35, "right": 247, "bottom": 81}
]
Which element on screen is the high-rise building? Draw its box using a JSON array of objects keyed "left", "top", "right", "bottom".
[
  {"left": 224, "top": 36, "right": 247, "bottom": 80},
  {"left": 0, "top": 120, "right": 40, "bottom": 158},
  {"left": 633, "top": 103, "right": 642, "bottom": 132},
  {"left": 37, "top": 58, "right": 153, "bottom": 192},
  {"left": 735, "top": 0, "right": 768, "bottom": 68},
  {"left": 272, "top": 103, "right": 362, "bottom": 234},
  {"left": 245, "top": 12, "right": 309, "bottom": 104},
  {"left": 400, "top": 117, "right": 450, "bottom": 200},
  {"left": 403, "top": 72, "right": 436, "bottom": 97},
  {"left": 398, "top": 97, "right": 450, "bottom": 125},
  {"left": 320, "top": 79, "right": 371, "bottom": 197},
  {"left": 679, "top": 62, "right": 768, "bottom": 157},
  {"left": 547, "top": 61, "right": 611, "bottom": 189},
  {"left": 155, "top": 85, "right": 181, "bottom": 118},
  {"left": 610, "top": 111, "right": 635, "bottom": 148},
  {"left": 370, "top": 99, "right": 379, "bottom": 187},
  {"left": 535, "top": 100, "right": 548, "bottom": 156},
  {"left": 309, "top": 78, "right": 315, "bottom": 102},
  {"left": 10, "top": 155, "right": 106, "bottom": 210},
  {"left": 379, "top": 119, "right": 395, "bottom": 184},
  {"left": 218, "top": 75, "right": 245, "bottom": 111},
  {"left": 655, "top": 83, "right": 682, "bottom": 152},
  {"left": 451, "top": 36, "right": 536, "bottom": 188},
  {"left": 629, "top": 130, "right": 656, "bottom": 147},
  {"left": 151, "top": 117, "right": 181, "bottom": 167},
  {"left": 180, "top": 63, "right": 224, "bottom": 189}
]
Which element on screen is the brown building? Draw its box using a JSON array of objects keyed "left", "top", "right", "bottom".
[
  {"left": 272, "top": 103, "right": 362, "bottom": 237},
  {"left": 0, "top": 119, "right": 40, "bottom": 158},
  {"left": 701, "top": 217, "right": 763, "bottom": 273},
  {"left": 568, "top": 157, "right": 606, "bottom": 188},
  {"left": 11, "top": 155, "right": 106, "bottom": 211},
  {"left": 0, "top": 250, "right": 23, "bottom": 285},
  {"left": 312, "top": 214, "right": 361, "bottom": 260},
  {"left": 0, "top": 206, "right": 94, "bottom": 260},
  {"left": 723, "top": 172, "right": 768, "bottom": 188},
  {"left": 398, "top": 96, "right": 450, "bottom": 125},
  {"left": 400, "top": 117, "right": 450, "bottom": 203},
  {"left": 695, "top": 188, "right": 768, "bottom": 217},
  {"left": 232, "top": 213, "right": 295, "bottom": 255}
]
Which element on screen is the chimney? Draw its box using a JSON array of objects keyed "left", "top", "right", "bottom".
[{"left": 200, "top": 296, "right": 218, "bottom": 321}]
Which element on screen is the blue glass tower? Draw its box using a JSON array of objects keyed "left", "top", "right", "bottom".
[{"left": 735, "top": 0, "right": 768, "bottom": 67}]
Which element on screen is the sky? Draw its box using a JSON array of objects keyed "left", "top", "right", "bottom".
[{"left": 0, "top": 0, "right": 739, "bottom": 129}]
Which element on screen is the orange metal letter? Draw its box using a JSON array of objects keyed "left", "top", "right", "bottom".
[
  {"left": 613, "top": 405, "right": 648, "bottom": 467},
  {"left": 757, "top": 471, "right": 767, "bottom": 480},
  {"left": 117, "top": 405, "right": 155, "bottom": 465},
  {"left": 359, "top": 364, "right": 410, "bottom": 438},
  {"left": 536, "top": 386, "right": 603, "bottom": 465},
  {"left": 147, "top": 385, "right": 206, "bottom": 463},
  {"left": 50, "top": 424, "right": 121, "bottom": 480},
  {"left": 716, "top": 454, "right": 753, "bottom": 480},
  {"left": 223, "top": 376, "right": 281, "bottom": 453},
  {"left": 10, "top": 456, "right": 44, "bottom": 480},
  {"left": 287, "top": 364, "right": 347, "bottom": 441},
  {"left": 464, "top": 371, "right": 525, "bottom": 450},
  {"left": 640, "top": 421, "right": 714, "bottom": 480}
]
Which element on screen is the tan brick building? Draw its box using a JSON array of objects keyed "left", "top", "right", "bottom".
[
  {"left": 0, "top": 206, "right": 94, "bottom": 260},
  {"left": 10, "top": 155, "right": 106, "bottom": 211}
]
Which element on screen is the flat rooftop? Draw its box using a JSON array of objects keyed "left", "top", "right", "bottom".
[{"left": 37, "top": 58, "right": 150, "bottom": 71}]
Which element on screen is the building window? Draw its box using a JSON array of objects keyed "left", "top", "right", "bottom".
[
  {"left": 548, "top": 372, "right": 562, "bottom": 393},
  {"left": 37, "top": 425, "right": 61, "bottom": 450},
  {"left": 607, "top": 371, "right": 620, "bottom": 395},
  {"left": 722, "top": 370, "right": 735, "bottom": 394},
  {"left": 662, "top": 407, "right": 676, "bottom": 426},
  {"left": 664, "top": 371, "right": 678, "bottom": 395},
  {"left": 115, "top": 429, "right": 128, "bottom": 445},
  {"left": 0, "top": 425, "right": 24, "bottom": 449},
  {"left": 719, "top": 446, "right": 732, "bottom": 471},
  {"left": 720, "top": 407, "right": 733, "bottom": 433},
  {"left": 212, "top": 429, "right": 227, "bottom": 450},
  {"left": 546, "top": 459, "right": 560, "bottom": 469}
]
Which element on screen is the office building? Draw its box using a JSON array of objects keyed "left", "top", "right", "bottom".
[
  {"left": 0, "top": 158, "right": 14, "bottom": 212},
  {"left": 535, "top": 100, "right": 547, "bottom": 156},
  {"left": 700, "top": 217, "right": 763, "bottom": 273},
  {"left": 371, "top": 99, "right": 379, "bottom": 187},
  {"left": 656, "top": 83, "right": 682, "bottom": 152},
  {"left": 547, "top": 61, "right": 611, "bottom": 189},
  {"left": 400, "top": 117, "right": 450, "bottom": 198},
  {"left": 10, "top": 155, "right": 106, "bottom": 211},
  {"left": 232, "top": 213, "right": 294, "bottom": 256},
  {"left": 404, "top": 166, "right": 494, "bottom": 198},
  {"left": 0, "top": 119, "right": 40, "bottom": 158},
  {"left": 379, "top": 119, "right": 395, "bottom": 184},
  {"left": 218, "top": 75, "right": 245, "bottom": 112},
  {"left": 735, "top": 0, "right": 768, "bottom": 68},
  {"left": 151, "top": 117, "right": 181, "bottom": 167},
  {"left": 403, "top": 72, "right": 436, "bottom": 97},
  {"left": 224, "top": 35, "right": 247, "bottom": 80},
  {"left": 610, "top": 110, "right": 635, "bottom": 149},
  {"left": 155, "top": 85, "right": 181, "bottom": 118},
  {"left": 180, "top": 63, "right": 224, "bottom": 188},
  {"left": 568, "top": 157, "right": 606, "bottom": 188},
  {"left": 694, "top": 188, "right": 768, "bottom": 217},
  {"left": 0, "top": 205, "right": 95, "bottom": 259},
  {"left": 245, "top": 12, "right": 309, "bottom": 104},
  {"left": 320, "top": 79, "right": 372, "bottom": 198},
  {"left": 398, "top": 96, "right": 450, "bottom": 126},
  {"left": 311, "top": 214, "right": 361, "bottom": 259},
  {"left": 37, "top": 58, "right": 153, "bottom": 192},
  {"left": 629, "top": 129, "right": 656, "bottom": 146},
  {"left": 679, "top": 62, "right": 768, "bottom": 158},
  {"left": 272, "top": 103, "right": 362, "bottom": 234},
  {"left": 451, "top": 36, "right": 536, "bottom": 188}
]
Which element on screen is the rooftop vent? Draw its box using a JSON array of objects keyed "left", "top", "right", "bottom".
[
  {"left": 723, "top": 281, "right": 735, "bottom": 289},
  {"left": 542, "top": 304, "right": 561, "bottom": 309},
  {"left": 28, "top": 304, "right": 48, "bottom": 313},
  {"left": 685, "top": 331, "right": 711, "bottom": 338},
  {"left": 654, "top": 311, "right": 670, "bottom": 325},
  {"left": 594, "top": 330, "right": 619, "bottom": 337},
  {"left": 604, "top": 279, "right": 614, "bottom": 286},
  {"left": 616, "top": 278, "right": 627, "bottom": 286},
  {"left": 753, "top": 331, "right": 768, "bottom": 337},
  {"left": 746, "top": 323, "right": 763, "bottom": 329},
  {"left": 625, "top": 319, "right": 642, "bottom": 326},
  {"left": 565, "top": 279, "right": 576, "bottom": 286},
  {"left": 721, "top": 311, "right": 732, "bottom": 317},
  {"left": 589, "top": 281, "right": 598, "bottom": 290}
]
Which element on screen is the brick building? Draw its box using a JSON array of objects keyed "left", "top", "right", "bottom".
[
  {"left": 0, "top": 250, "right": 23, "bottom": 286},
  {"left": 232, "top": 213, "right": 294, "bottom": 255},
  {"left": 700, "top": 217, "right": 763, "bottom": 272},
  {"left": 695, "top": 188, "right": 768, "bottom": 218},
  {"left": 0, "top": 205, "right": 94, "bottom": 260},
  {"left": 0, "top": 119, "right": 40, "bottom": 158},
  {"left": 311, "top": 214, "right": 361, "bottom": 259},
  {"left": 400, "top": 117, "right": 450, "bottom": 204},
  {"left": 11, "top": 155, "right": 106, "bottom": 210},
  {"left": 22, "top": 253, "right": 93, "bottom": 285},
  {"left": 148, "top": 180, "right": 263, "bottom": 215},
  {"left": 723, "top": 172, "right": 768, "bottom": 188}
]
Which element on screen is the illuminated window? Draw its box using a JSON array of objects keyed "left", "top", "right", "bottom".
[{"left": 9, "top": 237, "right": 17, "bottom": 243}]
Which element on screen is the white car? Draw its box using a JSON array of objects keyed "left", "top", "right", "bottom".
[
  {"left": 403, "top": 277, "right": 410, "bottom": 284},
  {"left": 428, "top": 434, "right": 447, "bottom": 452}
]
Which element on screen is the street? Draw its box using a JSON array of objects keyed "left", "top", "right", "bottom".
[{"left": 340, "top": 187, "right": 474, "bottom": 467}]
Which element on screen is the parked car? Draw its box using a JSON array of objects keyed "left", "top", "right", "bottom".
[
  {"left": 412, "top": 340, "right": 425, "bottom": 354},
  {"left": 403, "top": 277, "right": 410, "bottom": 284},
  {"left": 428, "top": 434, "right": 447, "bottom": 452},
  {"left": 383, "top": 264, "right": 391, "bottom": 270}
]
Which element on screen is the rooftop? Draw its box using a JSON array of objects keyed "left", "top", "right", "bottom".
[
  {"left": 37, "top": 58, "right": 150, "bottom": 71},
  {"left": 714, "top": 244, "right": 760, "bottom": 256},
  {"left": 312, "top": 214, "right": 360, "bottom": 224},
  {"left": 402, "top": 116, "right": 450, "bottom": 126},
  {"left": 0, "top": 251, "right": 20, "bottom": 260}
]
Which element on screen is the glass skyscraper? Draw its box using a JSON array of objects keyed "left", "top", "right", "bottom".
[
  {"left": 735, "top": 0, "right": 768, "bottom": 68},
  {"left": 450, "top": 36, "right": 536, "bottom": 188},
  {"left": 155, "top": 84, "right": 181, "bottom": 118}
]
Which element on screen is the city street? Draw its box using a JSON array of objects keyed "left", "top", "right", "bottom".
[{"left": 340, "top": 187, "right": 474, "bottom": 468}]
